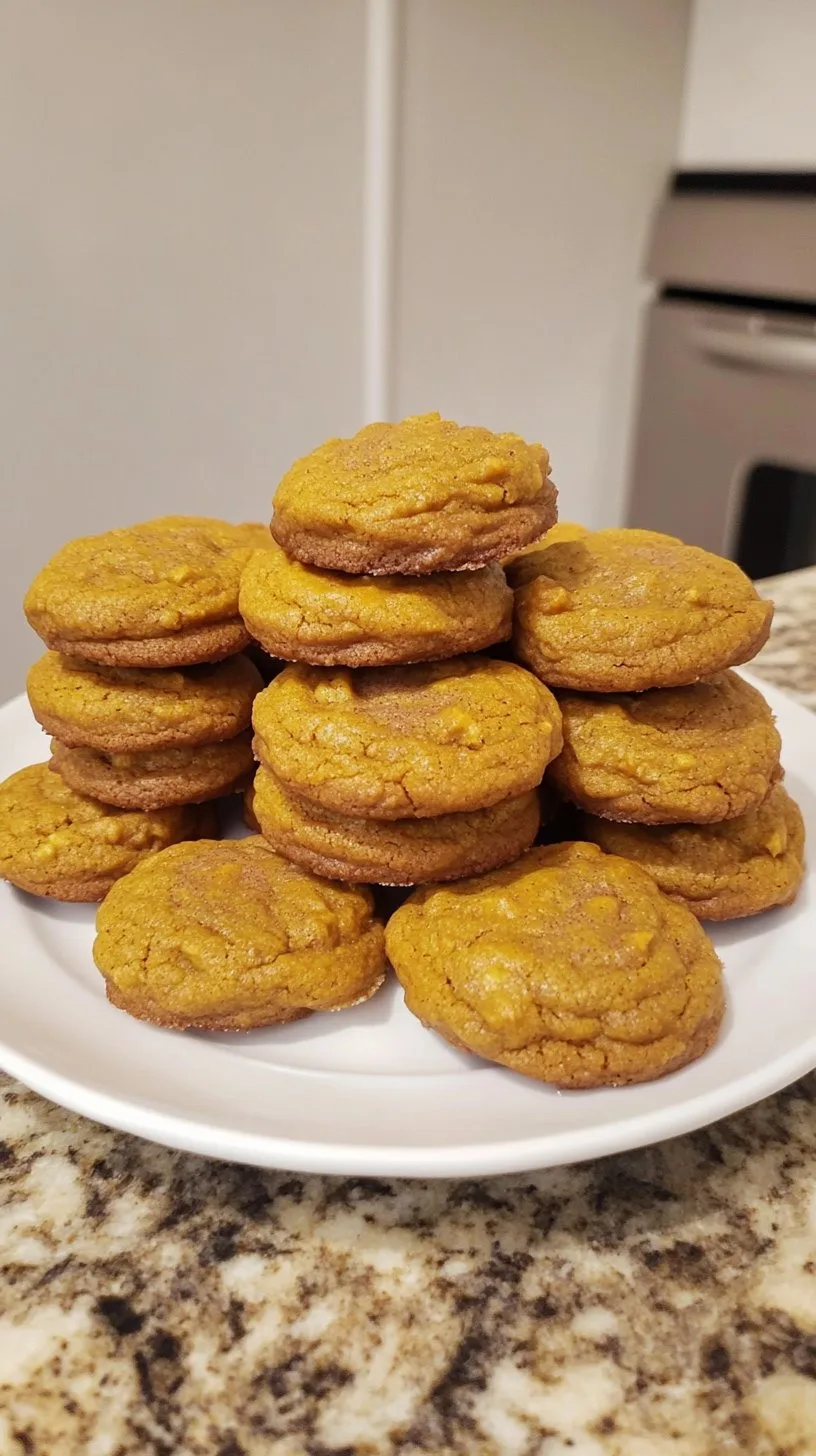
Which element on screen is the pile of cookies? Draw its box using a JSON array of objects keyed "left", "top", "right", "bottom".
[
  {"left": 507, "top": 522, "right": 803, "bottom": 922},
  {"left": 241, "top": 413, "right": 562, "bottom": 885},
  {"left": 0, "top": 412, "right": 806, "bottom": 1092},
  {"left": 0, "top": 517, "right": 267, "bottom": 900},
  {"left": 384, "top": 510, "right": 805, "bottom": 1088}
]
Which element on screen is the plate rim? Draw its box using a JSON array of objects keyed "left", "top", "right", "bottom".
[
  {"left": 1, "top": 671, "right": 815, "bottom": 1178},
  {"left": 2, "top": 1024, "right": 816, "bottom": 1178}
]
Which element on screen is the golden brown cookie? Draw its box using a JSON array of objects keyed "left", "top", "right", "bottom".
[
  {"left": 386, "top": 840, "right": 724, "bottom": 1088},
  {"left": 239, "top": 540, "right": 513, "bottom": 666},
  {"left": 24, "top": 517, "right": 271, "bottom": 668},
  {"left": 27, "top": 651, "right": 262, "bottom": 753},
  {"left": 50, "top": 732, "right": 254, "bottom": 811},
  {"left": 271, "top": 413, "right": 557, "bottom": 574},
  {"left": 0, "top": 762, "right": 215, "bottom": 902},
  {"left": 513, "top": 528, "right": 773, "bottom": 692},
  {"left": 252, "top": 765, "right": 540, "bottom": 884},
  {"left": 578, "top": 783, "right": 805, "bottom": 921},
  {"left": 503, "top": 521, "right": 590, "bottom": 588},
  {"left": 253, "top": 657, "right": 563, "bottom": 820},
  {"left": 550, "top": 672, "right": 782, "bottom": 824},
  {"left": 93, "top": 836, "right": 386, "bottom": 1030}
]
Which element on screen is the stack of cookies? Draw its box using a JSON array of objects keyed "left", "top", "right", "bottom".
[
  {"left": 238, "top": 412, "right": 563, "bottom": 885},
  {"left": 380, "top": 519, "right": 803, "bottom": 1092},
  {"left": 507, "top": 525, "right": 805, "bottom": 922},
  {"left": 0, "top": 517, "right": 267, "bottom": 901}
]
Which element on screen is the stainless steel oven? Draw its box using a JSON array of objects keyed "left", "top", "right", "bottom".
[{"left": 627, "top": 175, "right": 816, "bottom": 578}]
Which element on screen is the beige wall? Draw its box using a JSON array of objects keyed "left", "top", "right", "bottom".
[
  {"left": 0, "top": 0, "right": 690, "bottom": 699},
  {"left": 394, "top": 0, "right": 691, "bottom": 530},
  {"left": 681, "top": 0, "right": 816, "bottom": 167},
  {"left": 0, "top": 0, "right": 365, "bottom": 693}
]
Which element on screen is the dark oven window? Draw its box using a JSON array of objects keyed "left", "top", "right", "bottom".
[{"left": 735, "top": 463, "right": 816, "bottom": 579}]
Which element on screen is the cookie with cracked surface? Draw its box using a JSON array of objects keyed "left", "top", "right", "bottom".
[
  {"left": 252, "top": 765, "right": 541, "bottom": 884},
  {"left": 238, "top": 540, "right": 513, "bottom": 667},
  {"left": 550, "top": 672, "right": 782, "bottom": 825},
  {"left": 385, "top": 840, "right": 725, "bottom": 1088},
  {"left": 271, "top": 412, "right": 557, "bottom": 575},
  {"left": 24, "top": 517, "right": 272, "bottom": 668},
  {"left": 252, "top": 656, "right": 563, "bottom": 820},
  {"left": 50, "top": 732, "right": 254, "bottom": 810},
  {"left": 28, "top": 652, "right": 262, "bottom": 754},
  {"left": 578, "top": 783, "right": 805, "bottom": 921},
  {"left": 93, "top": 836, "right": 386, "bottom": 1030},
  {"left": 0, "top": 762, "right": 216, "bottom": 902},
  {"left": 512, "top": 528, "right": 773, "bottom": 692}
]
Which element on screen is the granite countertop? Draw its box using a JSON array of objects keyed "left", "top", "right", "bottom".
[{"left": 2, "top": 570, "right": 816, "bottom": 1456}]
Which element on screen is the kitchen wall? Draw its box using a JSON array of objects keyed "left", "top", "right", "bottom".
[
  {"left": 0, "top": 0, "right": 690, "bottom": 696},
  {"left": 0, "top": 0, "right": 366, "bottom": 691},
  {"left": 680, "top": 0, "right": 816, "bottom": 167},
  {"left": 394, "top": 0, "right": 690, "bottom": 529}
]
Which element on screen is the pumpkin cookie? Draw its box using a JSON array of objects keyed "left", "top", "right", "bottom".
[
  {"left": 386, "top": 840, "right": 725, "bottom": 1088},
  {"left": 0, "top": 762, "right": 215, "bottom": 902},
  {"left": 50, "top": 732, "right": 254, "bottom": 810},
  {"left": 503, "top": 521, "right": 590, "bottom": 588},
  {"left": 578, "top": 783, "right": 805, "bottom": 921},
  {"left": 550, "top": 672, "right": 782, "bottom": 824},
  {"left": 513, "top": 528, "right": 773, "bottom": 692},
  {"left": 24, "top": 517, "right": 270, "bottom": 668},
  {"left": 239, "top": 541, "right": 513, "bottom": 667},
  {"left": 252, "top": 766, "right": 540, "bottom": 884},
  {"left": 93, "top": 836, "right": 386, "bottom": 1030},
  {"left": 253, "top": 657, "right": 562, "bottom": 820},
  {"left": 271, "top": 413, "right": 557, "bottom": 574},
  {"left": 28, "top": 651, "right": 262, "bottom": 753}
]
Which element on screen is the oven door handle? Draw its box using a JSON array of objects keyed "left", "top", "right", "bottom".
[{"left": 692, "top": 324, "right": 816, "bottom": 376}]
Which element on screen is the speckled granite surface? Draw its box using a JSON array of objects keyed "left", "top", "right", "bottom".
[
  {"left": 755, "top": 568, "right": 816, "bottom": 713},
  {"left": 1, "top": 569, "right": 815, "bottom": 1456}
]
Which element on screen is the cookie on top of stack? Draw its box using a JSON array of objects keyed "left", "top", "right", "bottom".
[
  {"left": 2, "top": 516, "right": 268, "bottom": 901},
  {"left": 504, "top": 524, "right": 803, "bottom": 921},
  {"left": 240, "top": 412, "right": 562, "bottom": 886},
  {"left": 24, "top": 515, "right": 268, "bottom": 667}
]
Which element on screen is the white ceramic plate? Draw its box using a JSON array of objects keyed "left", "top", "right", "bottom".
[{"left": 1, "top": 673, "right": 815, "bottom": 1178}]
